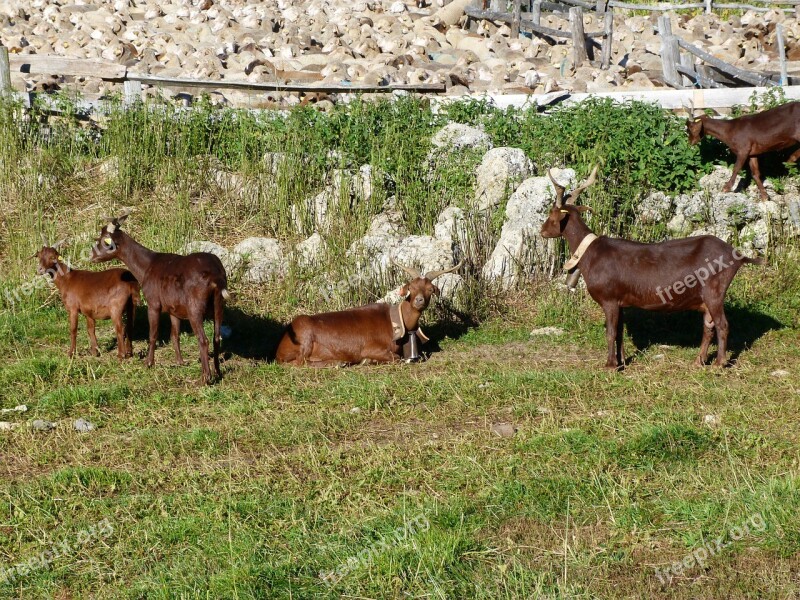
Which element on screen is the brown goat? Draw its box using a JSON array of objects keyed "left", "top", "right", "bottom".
[
  {"left": 36, "top": 241, "right": 140, "bottom": 358},
  {"left": 90, "top": 213, "right": 229, "bottom": 384},
  {"left": 687, "top": 102, "right": 800, "bottom": 200},
  {"left": 275, "top": 260, "right": 463, "bottom": 366},
  {"left": 540, "top": 167, "right": 762, "bottom": 369}
]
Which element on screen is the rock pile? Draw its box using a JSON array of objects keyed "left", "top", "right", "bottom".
[{"left": 185, "top": 122, "right": 798, "bottom": 299}]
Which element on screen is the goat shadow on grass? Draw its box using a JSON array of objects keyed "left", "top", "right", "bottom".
[
  {"left": 419, "top": 307, "right": 479, "bottom": 359},
  {"left": 699, "top": 141, "right": 799, "bottom": 193},
  {"left": 623, "top": 305, "right": 783, "bottom": 365},
  {"left": 127, "top": 306, "right": 284, "bottom": 362}
]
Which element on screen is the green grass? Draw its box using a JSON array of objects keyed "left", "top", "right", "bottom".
[{"left": 1, "top": 92, "right": 799, "bottom": 597}]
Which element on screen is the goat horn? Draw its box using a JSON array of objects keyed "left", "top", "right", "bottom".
[
  {"left": 52, "top": 238, "right": 68, "bottom": 250},
  {"left": 40, "top": 232, "right": 49, "bottom": 247},
  {"left": 390, "top": 257, "right": 422, "bottom": 280},
  {"left": 548, "top": 169, "right": 566, "bottom": 207},
  {"left": 566, "top": 164, "right": 599, "bottom": 205},
  {"left": 424, "top": 259, "right": 465, "bottom": 281}
]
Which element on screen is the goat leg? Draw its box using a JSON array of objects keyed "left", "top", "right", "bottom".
[
  {"left": 213, "top": 290, "right": 224, "bottom": 378},
  {"left": 170, "top": 315, "right": 185, "bottom": 365},
  {"left": 113, "top": 311, "right": 126, "bottom": 359},
  {"left": 188, "top": 314, "right": 212, "bottom": 384},
  {"left": 695, "top": 310, "right": 715, "bottom": 367},
  {"left": 124, "top": 297, "right": 134, "bottom": 357},
  {"left": 68, "top": 310, "right": 79, "bottom": 358},
  {"left": 602, "top": 303, "right": 621, "bottom": 370},
  {"left": 723, "top": 155, "right": 748, "bottom": 193},
  {"left": 749, "top": 157, "right": 768, "bottom": 200},
  {"left": 712, "top": 307, "right": 730, "bottom": 367},
  {"left": 85, "top": 316, "right": 99, "bottom": 357},
  {"left": 616, "top": 309, "right": 625, "bottom": 366},
  {"left": 146, "top": 305, "right": 160, "bottom": 368}
]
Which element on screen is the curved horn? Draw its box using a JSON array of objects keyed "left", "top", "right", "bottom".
[
  {"left": 548, "top": 169, "right": 566, "bottom": 207},
  {"left": 424, "top": 259, "right": 465, "bottom": 281},
  {"left": 52, "top": 238, "right": 68, "bottom": 251},
  {"left": 566, "top": 164, "right": 599, "bottom": 205},
  {"left": 390, "top": 257, "right": 421, "bottom": 280},
  {"left": 40, "top": 232, "right": 49, "bottom": 247}
]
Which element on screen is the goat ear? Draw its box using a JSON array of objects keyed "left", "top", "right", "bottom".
[
  {"left": 400, "top": 284, "right": 410, "bottom": 299},
  {"left": 432, "top": 284, "right": 441, "bottom": 296}
]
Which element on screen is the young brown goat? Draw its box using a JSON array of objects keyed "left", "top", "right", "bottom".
[
  {"left": 540, "top": 167, "right": 762, "bottom": 369},
  {"left": 275, "top": 260, "right": 463, "bottom": 366},
  {"left": 91, "top": 213, "right": 229, "bottom": 384},
  {"left": 687, "top": 102, "right": 800, "bottom": 200},
  {"left": 36, "top": 242, "right": 139, "bottom": 358}
]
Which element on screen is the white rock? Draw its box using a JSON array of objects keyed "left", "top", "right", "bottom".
[
  {"left": 530, "top": 326, "right": 564, "bottom": 336},
  {"left": 183, "top": 240, "right": 242, "bottom": 274},
  {"left": 703, "top": 414, "right": 721, "bottom": 427},
  {"left": 293, "top": 232, "right": 325, "bottom": 267},
  {"left": 474, "top": 147, "right": 534, "bottom": 211},
  {"left": 434, "top": 206, "right": 467, "bottom": 244},
  {"left": 233, "top": 237, "right": 286, "bottom": 283},
  {"left": 430, "top": 123, "right": 493, "bottom": 154},
  {"left": 483, "top": 169, "right": 575, "bottom": 288}
]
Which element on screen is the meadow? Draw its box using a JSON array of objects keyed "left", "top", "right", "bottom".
[{"left": 0, "top": 91, "right": 799, "bottom": 598}]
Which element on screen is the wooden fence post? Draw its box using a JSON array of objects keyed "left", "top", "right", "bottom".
[
  {"left": 569, "top": 7, "right": 589, "bottom": 66},
  {"left": 531, "top": 0, "right": 541, "bottom": 25},
  {"left": 679, "top": 52, "right": 694, "bottom": 87},
  {"left": 490, "top": 0, "right": 504, "bottom": 10},
  {"left": 600, "top": 11, "right": 613, "bottom": 69},
  {"left": 595, "top": 0, "right": 608, "bottom": 12},
  {"left": 511, "top": 0, "right": 522, "bottom": 38},
  {"left": 704, "top": 0, "right": 712, "bottom": 13},
  {"left": 0, "top": 46, "right": 11, "bottom": 98},
  {"left": 777, "top": 24, "right": 788, "bottom": 86},
  {"left": 658, "top": 15, "right": 683, "bottom": 88},
  {"left": 123, "top": 79, "right": 142, "bottom": 106}
]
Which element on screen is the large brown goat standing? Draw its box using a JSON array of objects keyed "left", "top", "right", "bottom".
[
  {"left": 540, "top": 167, "right": 762, "bottom": 369},
  {"left": 36, "top": 240, "right": 140, "bottom": 358},
  {"left": 275, "top": 260, "right": 463, "bottom": 366},
  {"left": 91, "top": 213, "right": 229, "bottom": 384},
  {"left": 687, "top": 102, "right": 800, "bottom": 200}
]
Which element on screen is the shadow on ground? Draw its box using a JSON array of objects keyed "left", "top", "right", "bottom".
[
  {"left": 127, "top": 306, "right": 284, "bottom": 362},
  {"left": 624, "top": 304, "right": 783, "bottom": 364}
]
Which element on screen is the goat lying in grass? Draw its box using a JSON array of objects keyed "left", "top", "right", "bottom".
[
  {"left": 540, "top": 166, "right": 762, "bottom": 369},
  {"left": 36, "top": 239, "right": 140, "bottom": 358},
  {"left": 276, "top": 260, "right": 463, "bottom": 366}
]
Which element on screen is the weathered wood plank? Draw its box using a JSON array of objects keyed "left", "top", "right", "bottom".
[
  {"left": 658, "top": 16, "right": 683, "bottom": 89},
  {"left": 570, "top": 7, "right": 589, "bottom": 65},
  {"left": 0, "top": 47, "right": 11, "bottom": 97},
  {"left": 464, "top": 6, "right": 605, "bottom": 37},
  {"left": 511, "top": 0, "right": 522, "bottom": 37},
  {"left": 600, "top": 11, "right": 613, "bottom": 69},
  {"left": 125, "top": 73, "right": 447, "bottom": 94},
  {"left": 676, "top": 38, "right": 776, "bottom": 87},
  {"left": 9, "top": 55, "right": 127, "bottom": 80}
]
